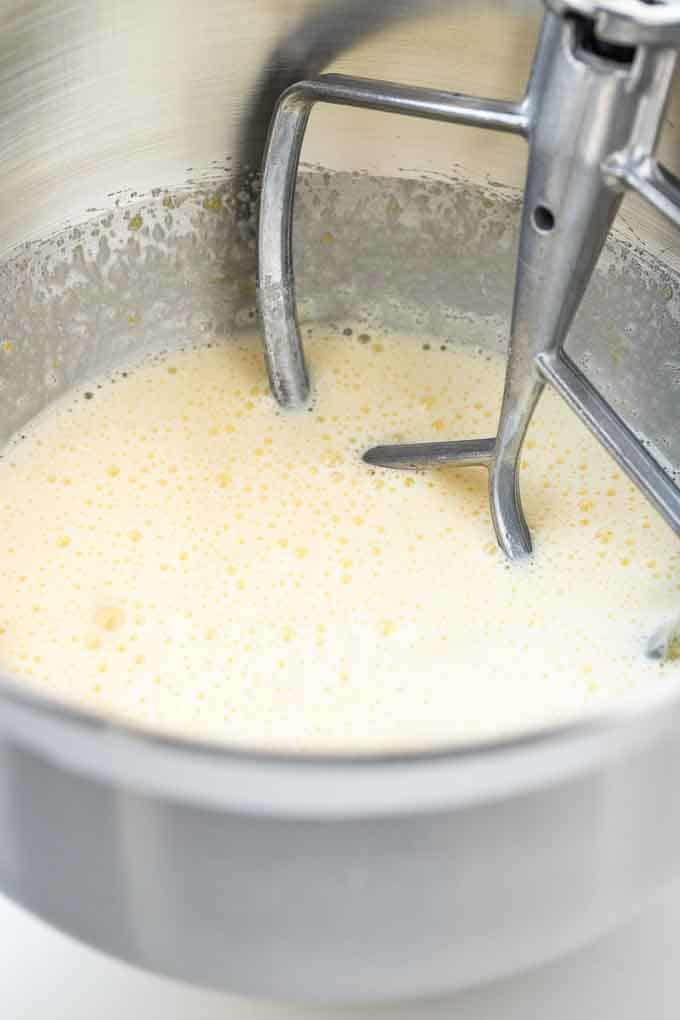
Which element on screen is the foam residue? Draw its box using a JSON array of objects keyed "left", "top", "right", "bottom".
[{"left": 0, "top": 329, "right": 677, "bottom": 752}]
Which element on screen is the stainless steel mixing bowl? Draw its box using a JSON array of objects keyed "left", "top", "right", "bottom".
[{"left": 0, "top": 0, "right": 680, "bottom": 1003}]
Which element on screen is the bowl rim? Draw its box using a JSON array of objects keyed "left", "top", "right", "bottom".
[{"left": 0, "top": 660, "right": 678, "bottom": 818}]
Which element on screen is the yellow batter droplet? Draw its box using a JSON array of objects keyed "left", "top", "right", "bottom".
[{"left": 94, "top": 606, "right": 126, "bottom": 632}]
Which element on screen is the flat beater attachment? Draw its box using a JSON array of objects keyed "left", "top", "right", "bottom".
[{"left": 257, "top": 0, "right": 680, "bottom": 559}]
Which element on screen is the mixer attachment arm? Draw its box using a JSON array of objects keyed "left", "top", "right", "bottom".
[
  {"left": 258, "top": 76, "right": 529, "bottom": 407},
  {"left": 257, "top": 0, "right": 680, "bottom": 559}
]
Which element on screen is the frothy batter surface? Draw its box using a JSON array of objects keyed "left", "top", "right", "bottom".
[{"left": 0, "top": 330, "right": 677, "bottom": 752}]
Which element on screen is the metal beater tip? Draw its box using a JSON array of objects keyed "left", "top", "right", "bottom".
[
  {"left": 363, "top": 439, "right": 495, "bottom": 471},
  {"left": 256, "top": 0, "right": 680, "bottom": 560}
]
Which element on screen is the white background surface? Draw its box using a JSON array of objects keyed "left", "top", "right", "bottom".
[{"left": 2, "top": 884, "right": 680, "bottom": 1019}]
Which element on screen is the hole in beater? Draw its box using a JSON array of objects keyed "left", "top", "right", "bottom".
[{"left": 533, "top": 205, "right": 555, "bottom": 233}]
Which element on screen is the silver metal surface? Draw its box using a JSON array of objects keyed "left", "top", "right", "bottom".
[
  {"left": 546, "top": 0, "right": 680, "bottom": 46},
  {"left": 1, "top": 673, "right": 680, "bottom": 1003},
  {"left": 258, "top": 74, "right": 527, "bottom": 405},
  {"left": 257, "top": 0, "right": 680, "bottom": 558},
  {"left": 0, "top": 0, "right": 679, "bottom": 1005},
  {"left": 646, "top": 616, "right": 680, "bottom": 660},
  {"left": 364, "top": 437, "right": 497, "bottom": 470}
]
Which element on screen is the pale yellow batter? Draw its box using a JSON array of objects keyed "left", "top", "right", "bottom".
[{"left": 0, "top": 330, "right": 677, "bottom": 751}]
